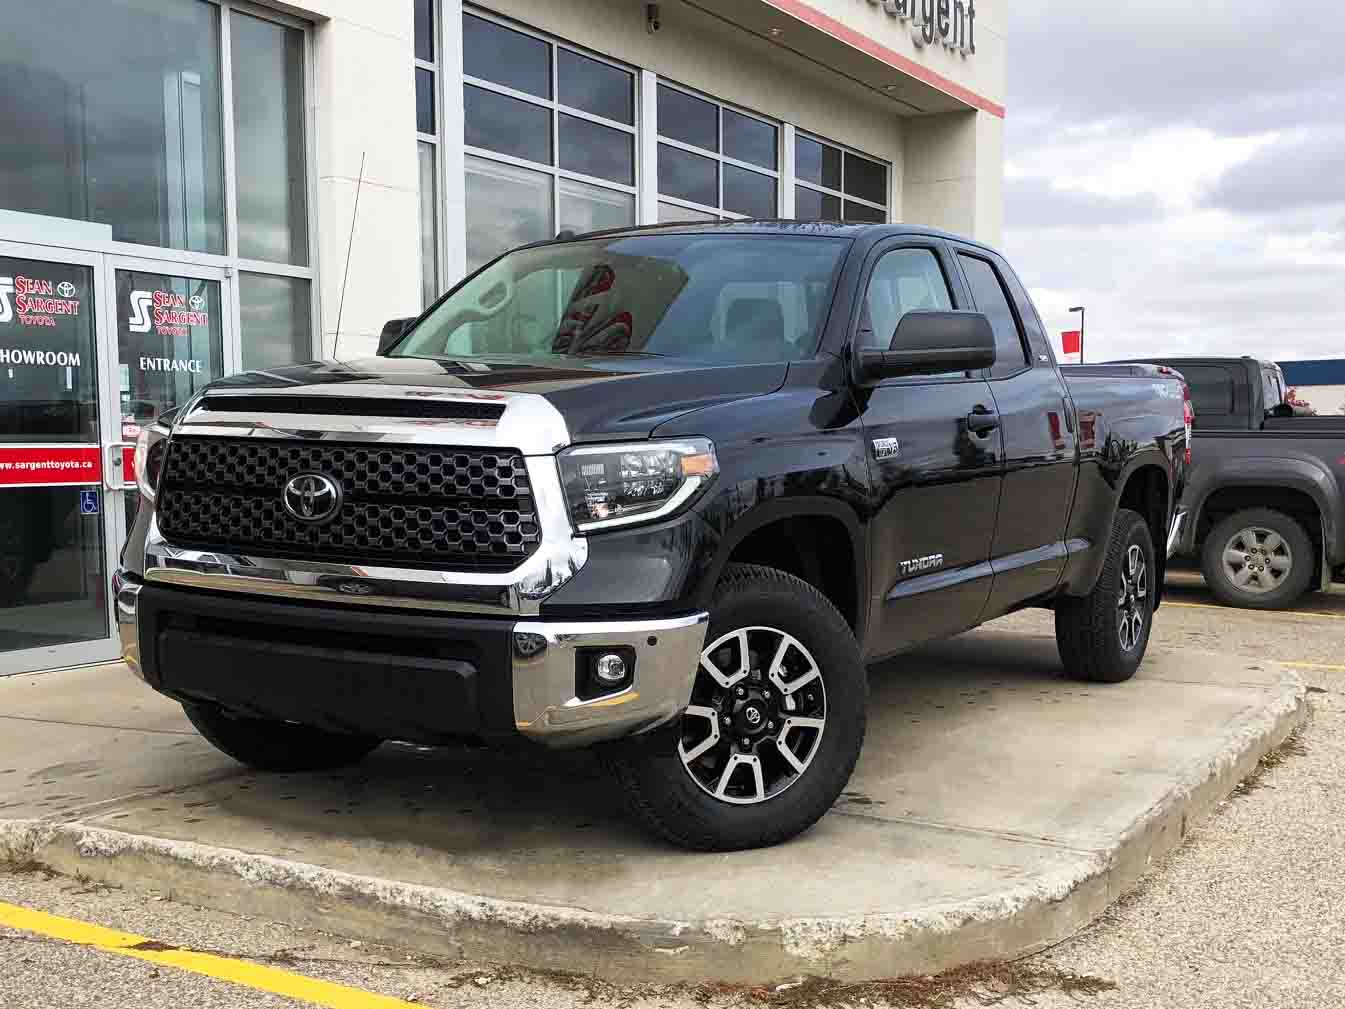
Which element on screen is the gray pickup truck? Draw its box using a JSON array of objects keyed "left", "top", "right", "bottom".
[{"left": 1121, "top": 356, "right": 1345, "bottom": 610}]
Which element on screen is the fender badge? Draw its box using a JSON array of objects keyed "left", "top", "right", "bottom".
[{"left": 872, "top": 438, "right": 901, "bottom": 461}]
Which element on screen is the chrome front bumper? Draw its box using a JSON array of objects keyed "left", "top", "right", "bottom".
[
  {"left": 1166, "top": 507, "right": 1189, "bottom": 558},
  {"left": 114, "top": 569, "right": 707, "bottom": 749},
  {"left": 512, "top": 613, "right": 708, "bottom": 748}
]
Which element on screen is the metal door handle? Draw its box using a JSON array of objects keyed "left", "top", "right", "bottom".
[
  {"left": 107, "top": 441, "right": 135, "bottom": 490},
  {"left": 966, "top": 408, "right": 1000, "bottom": 435}
]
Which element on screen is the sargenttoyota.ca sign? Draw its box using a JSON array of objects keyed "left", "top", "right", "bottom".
[{"left": 0, "top": 445, "right": 101, "bottom": 488}]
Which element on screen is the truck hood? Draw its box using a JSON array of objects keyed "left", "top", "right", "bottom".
[{"left": 205, "top": 355, "right": 789, "bottom": 441}]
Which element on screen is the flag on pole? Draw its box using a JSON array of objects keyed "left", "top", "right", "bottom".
[{"left": 1061, "top": 330, "right": 1082, "bottom": 356}]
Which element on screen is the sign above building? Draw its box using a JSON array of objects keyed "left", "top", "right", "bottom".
[{"left": 868, "top": 0, "right": 978, "bottom": 54}]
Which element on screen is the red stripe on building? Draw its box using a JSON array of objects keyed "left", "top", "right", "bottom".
[
  {"left": 0, "top": 445, "right": 102, "bottom": 487},
  {"left": 759, "top": 0, "right": 1006, "bottom": 118}
]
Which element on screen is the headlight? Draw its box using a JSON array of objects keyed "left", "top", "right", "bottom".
[
  {"left": 133, "top": 423, "right": 170, "bottom": 502},
  {"left": 557, "top": 438, "right": 718, "bottom": 532}
]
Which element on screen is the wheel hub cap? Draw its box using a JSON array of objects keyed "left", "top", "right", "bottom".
[
  {"left": 1221, "top": 526, "right": 1292, "bottom": 595},
  {"left": 1117, "top": 544, "right": 1148, "bottom": 652},
  {"left": 678, "top": 627, "right": 827, "bottom": 806}
]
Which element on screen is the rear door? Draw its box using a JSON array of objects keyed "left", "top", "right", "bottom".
[
  {"left": 853, "top": 239, "right": 1003, "bottom": 659},
  {"left": 951, "top": 247, "right": 1076, "bottom": 614}
]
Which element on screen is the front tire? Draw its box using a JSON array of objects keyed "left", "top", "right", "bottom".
[
  {"left": 183, "top": 703, "right": 382, "bottom": 772},
  {"left": 605, "top": 564, "right": 866, "bottom": 851},
  {"left": 1200, "top": 508, "right": 1313, "bottom": 611},
  {"left": 1055, "top": 508, "right": 1155, "bottom": 683}
]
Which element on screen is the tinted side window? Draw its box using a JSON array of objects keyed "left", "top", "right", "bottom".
[
  {"left": 1262, "top": 367, "right": 1284, "bottom": 412},
  {"left": 860, "top": 248, "right": 952, "bottom": 351},
  {"left": 958, "top": 255, "right": 1029, "bottom": 377},
  {"left": 1181, "top": 365, "right": 1235, "bottom": 416}
]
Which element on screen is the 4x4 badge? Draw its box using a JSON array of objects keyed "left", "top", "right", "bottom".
[{"left": 872, "top": 438, "right": 901, "bottom": 461}]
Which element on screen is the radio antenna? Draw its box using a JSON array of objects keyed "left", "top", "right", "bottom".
[{"left": 333, "top": 151, "right": 366, "bottom": 361}]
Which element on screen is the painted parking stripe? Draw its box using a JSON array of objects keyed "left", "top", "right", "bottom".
[
  {"left": 1166, "top": 601, "right": 1345, "bottom": 620},
  {"left": 0, "top": 900, "right": 423, "bottom": 1009},
  {"left": 1281, "top": 661, "right": 1345, "bottom": 673}
]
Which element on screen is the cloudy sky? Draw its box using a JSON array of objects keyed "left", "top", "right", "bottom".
[{"left": 1003, "top": 1, "right": 1345, "bottom": 363}]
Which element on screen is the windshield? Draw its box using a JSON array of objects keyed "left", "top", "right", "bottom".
[{"left": 392, "top": 233, "right": 850, "bottom": 365}]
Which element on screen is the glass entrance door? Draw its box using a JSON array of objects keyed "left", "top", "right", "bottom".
[
  {"left": 0, "top": 242, "right": 119, "bottom": 673},
  {"left": 104, "top": 258, "right": 228, "bottom": 545}
]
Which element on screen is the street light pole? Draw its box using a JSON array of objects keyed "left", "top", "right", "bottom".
[{"left": 1069, "top": 306, "right": 1086, "bottom": 363}]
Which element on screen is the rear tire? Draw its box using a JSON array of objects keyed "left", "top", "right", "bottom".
[
  {"left": 604, "top": 564, "right": 866, "bottom": 851},
  {"left": 183, "top": 703, "right": 382, "bottom": 772},
  {"left": 1055, "top": 508, "right": 1155, "bottom": 683},
  {"left": 1200, "top": 508, "right": 1313, "bottom": 611}
]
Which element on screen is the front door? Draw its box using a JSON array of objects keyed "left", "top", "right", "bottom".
[
  {"left": 0, "top": 242, "right": 119, "bottom": 672},
  {"left": 854, "top": 240, "right": 1005, "bottom": 660},
  {"left": 104, "top": 257, "right": 228, "bottom": 541}
]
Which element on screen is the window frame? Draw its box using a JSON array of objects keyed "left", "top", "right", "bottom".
[
  {"left": 456, "top": 8, "right": 640, "bottom": 263},
  {"left": 953, "top": 248, "right": 1034, "bottom": 381},
  {"left": 655, "top": 79, "right": 781, "bottom": 222},
  {"left": 849, "top": 238, "right": 982, "bottom": 388},
  {"left": 794, "top": 131, "right": 890, "bottom": 223}
]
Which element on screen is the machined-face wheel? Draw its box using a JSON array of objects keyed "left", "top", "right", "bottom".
[
  {"left": 678, "top": 626, "right": 827, "bottom": 806},
  {"left": 1221, "top": 526, "right": 1293, "bottom": 596},
  {"left": 1116, "top": 543, "right": 1149, "bottom": 652}
]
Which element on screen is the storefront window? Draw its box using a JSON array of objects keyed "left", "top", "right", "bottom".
[
  {"left": 240, "top": 274, "right": 312, "bottom": 371},
  {"left": 0, "top": 0, "right": 226, "bottom": 254},
  {"left": 795, "top": 135, "right": 889, "bottom": 223},
  {"left": 231, "top": 12, "right": 308, "bottom": 266},
  {"left": 656, "top": 84, "right": 778, "bottom": 221},
  {"left": 460, "top": 12, "right": 636, "bottom": 272},
  {"left": 419, "top": 143, "right": 439, "bottom": 308}
]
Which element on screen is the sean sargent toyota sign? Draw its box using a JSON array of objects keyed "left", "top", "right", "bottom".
[{"left": 868, "top": 0, "right": 979, "bottom": 53}]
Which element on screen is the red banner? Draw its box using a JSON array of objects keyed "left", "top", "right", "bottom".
[
  {"left": 0, "top": 445, "right": 102, "bottom": 487},
  {"left": 1061, "top": 330, "right": 1082, "bottom": 356},
  {"left": 123, "top": 444, "right": 137, "bottom": 486}
]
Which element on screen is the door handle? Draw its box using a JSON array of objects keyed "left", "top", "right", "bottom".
[
  {"left": 106, "top": 441, "right": 136, "bottom": 491},
  {"left": 966, "top": 407, "right": 1001, "bottom": 436}
]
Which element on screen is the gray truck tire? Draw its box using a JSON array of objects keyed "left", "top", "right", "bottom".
[
  {"left": 1055, "top": 508, "right": 1155, "bottom": 683},
  {"left": 604, "top": 564, "right": 867, "bottom": 851},
  {"left": 183, "top": 703, "right": 382, "bottom": 772},
  {"left": 1201, "top": 508, "right": 1313, "bottom": 611}
]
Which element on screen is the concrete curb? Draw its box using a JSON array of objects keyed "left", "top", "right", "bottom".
[{"left": 0, "top": 670, "right": 1308, "bottom": 984}]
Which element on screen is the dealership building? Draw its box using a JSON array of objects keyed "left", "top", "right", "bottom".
[{"left": 0, "top": 0, "right": 1005, "bottom": 674}]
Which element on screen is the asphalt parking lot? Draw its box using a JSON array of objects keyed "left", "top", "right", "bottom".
[{"left": 2, "top": 574, "right": 1342, "bottom": 1008}]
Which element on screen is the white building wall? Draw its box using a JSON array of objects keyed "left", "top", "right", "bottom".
[
  {"left": 277, "top": 0, "right": 425, "bottom": 358},
  {"left": 1297, "top": 385, "right": 1345, "bottom": 415}
]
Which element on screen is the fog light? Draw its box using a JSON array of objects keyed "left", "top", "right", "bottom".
[
  {"left": 576, "top": 646, "right": 636, "bottom": 700},
  {"left": 594, "top": 652, "right": 628, "bottom": 684}
]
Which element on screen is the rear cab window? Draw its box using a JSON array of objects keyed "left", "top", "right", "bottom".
[
  {"left": 1179, "top": 364, "right": 1237, "bottom": 421},
  {"left": 957, "top": 253, "right": 1030, "bottom": 377}
]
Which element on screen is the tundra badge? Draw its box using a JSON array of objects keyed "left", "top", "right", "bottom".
[
  {"left": 872, "top": 437, "right": 901, "bottom": 461},
  {"left": 899, "top": 554, "right": 945, "bottom": 577}
]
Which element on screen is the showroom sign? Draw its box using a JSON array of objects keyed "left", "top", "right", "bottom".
[
  {"left": 0, "top": 274, "right": 83, "bottom": 328},
  {"left": 127, "top": 288, "right": 211, "bottom": 339},
  {"left": 869, "top": 0, "right": 978, "bottom": 53}
]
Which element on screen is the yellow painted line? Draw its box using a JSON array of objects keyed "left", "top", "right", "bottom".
[
  {"left": 1166, "top": 600, "right": 1345, "bottom": 621},
  {"left": 1281, "top": 661, "right": 1345, "bottom": 673},
  {"left": 0, "top": 900, "right": 423, "bottom": 1009}
]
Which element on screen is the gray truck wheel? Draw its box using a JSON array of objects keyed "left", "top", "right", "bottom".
[
  {"left": 604, "top": 564, "right": 866, "bottom": 851},
  {"left": 1201, "top": 508, "right": 1313, "bottom": 611},
  {"left": 1055, "top": 508, "right": 1155, "bottom": 683},
  {"left": 183, "top": 703, "right": 382, "bottom": 772}
]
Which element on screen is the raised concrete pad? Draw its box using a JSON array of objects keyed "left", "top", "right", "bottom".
[{"left": 0, "top": 631, "right": 1306, "bottom": 982}]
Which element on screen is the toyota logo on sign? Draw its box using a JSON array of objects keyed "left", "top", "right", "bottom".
[
  {"left": 57, "top": 282, "right": 76, "bottom": 298},
  {"left": 189, "top": 295, "right": 205, "bottom": 310},
  {"left": 282, "top": 473, "right": 341, "bottom": 523}
]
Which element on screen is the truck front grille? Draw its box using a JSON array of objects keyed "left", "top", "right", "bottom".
[{"left": 155, "top": 437, "right": 541, "bottom": 570}]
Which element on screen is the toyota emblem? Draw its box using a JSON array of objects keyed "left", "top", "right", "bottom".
[
  {"left": 57, "top": 282, "right": 76, "bottom": 298},
  {"left": 190, "top": 295, "right": 206, "bottom": 310},
  {"left": 745, "top": 707, "right": 762, "bottom": 726},
  {"left": 282, "top": 473, "right": 341, "bottom": 523}
]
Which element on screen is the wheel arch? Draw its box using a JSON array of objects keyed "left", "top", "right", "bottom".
[{"left": 701, "top": 498, "right": 868, "bottom": 645}]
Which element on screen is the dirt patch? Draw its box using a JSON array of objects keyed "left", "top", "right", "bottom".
[{"left": 1233, "top": 725, "right": 1309, "bottom": 797}]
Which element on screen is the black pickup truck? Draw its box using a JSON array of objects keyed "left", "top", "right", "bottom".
[
  {"left": 1120, "top": 356, "right": 1345, "bottom": 609},
  {"left": 115, "top": 223, "right": 1187, "bottom": 851}
]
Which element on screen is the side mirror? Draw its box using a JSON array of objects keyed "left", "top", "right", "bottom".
[
  {"left": 857, "top": 311, "right": 996, "bottom": 381},
  {"left": 377, "top": 317, "right": 416, "bottom": 355}
]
